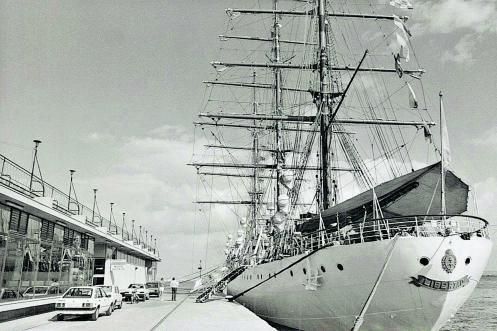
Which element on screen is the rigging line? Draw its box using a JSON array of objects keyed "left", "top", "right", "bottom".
[
  {"left": 425, "top": 177, "right": 440, "bottom": 216},
  {"left": 418, "top": 79, "right": 434, "bottom": 123},
  {"left": 379, "top": 76, "right": 410, "bottom": 173},
  {"left": 197, "top": 168, "right": 236, "bottom": 233},
  {"left": 192, "top": 126, "right": 199, "bottom": 272},
  {"left": 178, "top": 262, "right": 224, "bottom": 281},
  {"left": 342, "top": 11, "right": 400, "bottom": 178},
  {"left": 338, "top": 24, "right": 382, "bottom": 183},
  {"left": 201, "top": 177, "right": 212, "bottom": 269}
]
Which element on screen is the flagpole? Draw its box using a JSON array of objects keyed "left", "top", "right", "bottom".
[{"left": 439, "top": 91, "right": 446, "bottom": 215}]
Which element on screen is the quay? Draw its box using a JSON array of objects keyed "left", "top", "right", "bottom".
[
  {"left": 0, "top": 149, "right": 160, "bottom": 319},
  {"left": 0, "top": 295, "right": 276, "bottom": 330}
]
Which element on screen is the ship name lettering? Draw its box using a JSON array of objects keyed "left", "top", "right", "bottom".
[{"left": 409, "top": 275, "right": 469, "bottom": 292}]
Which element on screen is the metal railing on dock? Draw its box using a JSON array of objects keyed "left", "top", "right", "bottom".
[{"left": 0, "top": 153, "right": 157, "bottom": 254}]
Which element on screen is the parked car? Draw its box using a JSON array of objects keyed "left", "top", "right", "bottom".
[
  {"left": 145, "top": 282, "right": 159, "bottom": 297},
  {"left": 121, "top": 284, "right": 149, "bottom": 301},
  {"left": 23, "top": 286, "right": 48, "bottom": 298},
  {"left": 97, "top": 285, "right": 122, "bottom": 310},
  {"left": 23, "top": 285, "right": 60, "bottom": 298},
  {"left": 0, "top": 288, "right": 22, "bottom": 301},
  {"left": 55, "top": 286, "right": 112, "bottom": 321}
]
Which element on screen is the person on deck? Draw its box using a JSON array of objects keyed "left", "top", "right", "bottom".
[{"left": 170, "top": 277, "right": 179, "bottom": 301}]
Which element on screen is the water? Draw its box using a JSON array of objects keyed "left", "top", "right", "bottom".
[{"left": 441, "top": 275, "right": 497, "bottom": 330}]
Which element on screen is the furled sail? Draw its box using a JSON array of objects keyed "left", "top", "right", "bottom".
[{"left": 299, "top": 162, "right": 468, "bottom": 233}]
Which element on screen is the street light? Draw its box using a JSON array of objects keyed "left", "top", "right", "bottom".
[{"left": 198, "top": 260, "right": 203, "bottom": 278}]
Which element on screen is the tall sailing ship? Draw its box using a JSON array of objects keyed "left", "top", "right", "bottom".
[{"left": 190, "top": 1, "right": 492, "bottom": 330}]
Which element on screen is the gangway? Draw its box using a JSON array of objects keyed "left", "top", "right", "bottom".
[{"left": 195, "top": 266, "right": 246, "bottom": 303}]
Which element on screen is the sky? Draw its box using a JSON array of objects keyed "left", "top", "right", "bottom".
[{"left": 0, "top": 0, "right": 496, "bottom": 277}]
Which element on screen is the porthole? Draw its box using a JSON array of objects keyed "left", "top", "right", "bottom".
[
  {"left": 337, "top": 264, "right": 344, "bottom": 271},
  {"left": 303, "top": 268, "right": 307, "bottom": 275},
  {"left": 290, "top": 270, "right": 293, "bottom": 277},
  {"left": 419, "top": 257, "right": 430, "bottom": 266},
  {"left": 465, "top": 257, "right": 471, "bottom": 265},
  {"left": 320, "top": 265, "right": 326, "bottom": 273}
]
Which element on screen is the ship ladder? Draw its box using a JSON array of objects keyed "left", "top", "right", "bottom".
[
  {"left": 196, "top": 266, "right": 247, "bottom": 303},
  {"left": 351, "top": 234, "right": 400, "bottom": 331}
]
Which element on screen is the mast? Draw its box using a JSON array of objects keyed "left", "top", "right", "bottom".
[
  {"left": 318, "top": 0, "right": 330, "bottom": 209},
  {"left": 273, "top": 0, "right": 284, "bottom": 212},
  {"left": 439, "top": 91, "right": 446, "bottom": 215},
  {"left": 251, "top": 70, "right": 259, "bottom": 231}
]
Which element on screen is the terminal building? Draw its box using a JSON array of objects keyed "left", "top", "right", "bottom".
[{"left": 0, "top": 142, "right": 160, "bottom": 298}]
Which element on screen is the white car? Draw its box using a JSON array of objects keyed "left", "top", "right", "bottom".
[
  {"left": 97, "top": 285, "right": 123, "bottom": 310},
  {"left": 55, "top": 286, "right": 112, "bottom": 321}
]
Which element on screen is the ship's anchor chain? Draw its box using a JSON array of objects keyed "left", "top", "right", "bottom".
[{"left": 351, "top": 234, "right": 400, "bottom": 331}]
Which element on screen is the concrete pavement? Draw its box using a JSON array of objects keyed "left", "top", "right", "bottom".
[
  {"left": 154, "top": 296, "right": 275, "bottom": 330},
  {"left": 0, "top": 295, "right": 275, "bottom": 331}
]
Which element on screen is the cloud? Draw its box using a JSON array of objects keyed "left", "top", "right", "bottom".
[
  {"left": 82, "top": 132, "right": 116, "bottom": 143},
  {"left": 415, "top": 0, "right": 497, "bottom": 34},
  {"left": 77, "top": 124, "right": 242, "bottom": 277},
  {"left": 441, "top": 35, "right": 477, "bottom": 64},
  {"left": 471, "top": 126, "right": 497, "bottom": 146}
]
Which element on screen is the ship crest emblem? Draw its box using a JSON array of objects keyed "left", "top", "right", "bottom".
[{"left": 441, "top": 249, "right": 457, "bottom": 274}]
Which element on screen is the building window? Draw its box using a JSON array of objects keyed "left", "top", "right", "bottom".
[
  {"left": 18, "top": 212, "right": 28, "bottom": 235},
  {"left": 27, "top": 215, "right": 41, "bottom": 240},
  {"left": 63, "top": 228, "right": 76, "bottom": 246},
  {"left": 54, "top": 225, "right": 64, "bottom": 242},
  {"left": 9, "top": 208, "right": 21, "bottom": 232},
  {"left": 41, "top": 219, "right": 55, "bottom": 241},
  {"left": 0, "top": 203, "right": 10, "bottom": 233}
]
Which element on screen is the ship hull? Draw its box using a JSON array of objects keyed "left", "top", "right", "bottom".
[{"left": 227, "top": 235, "right": 492, "bottom": 331}]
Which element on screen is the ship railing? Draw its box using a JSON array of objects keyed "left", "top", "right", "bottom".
[{"left": 294, "top": 214, "right": 489, "bottom": 253}]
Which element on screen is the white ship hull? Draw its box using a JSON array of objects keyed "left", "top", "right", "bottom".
[{"left": 228, "top": 235, "right": 492, "bottom": 331}]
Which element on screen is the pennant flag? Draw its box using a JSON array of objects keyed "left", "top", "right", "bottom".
[
  {"left": 407, "top": 82, "right": 418, "bottom": 108},
  {"left": 390, "top": 0, "right": 413, "bottom": 10},
  {"left": 394, "top": 54, "right": 403, "bottom": 78},
  {"left": 423, "top": 124, "right": 432, "bottom": 143},
  {"left": 396, "top": 33, "right": 410, "bottom": 62},
  {"left": 393, "top": 15, "right": 412, "bottom": 39},
  {"left": 440, "top": 96, "right": 451, "bottom": 167}
]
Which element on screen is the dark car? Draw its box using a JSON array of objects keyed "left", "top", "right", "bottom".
[
  {"left": 121, "top": 284, "right": 149, "bottom": 301},
  {"left": 146, "top": 282, "right": 159, "bottom": 297},
  {"left": 0, "top": 288, "right": 23, "bottom": 301}
]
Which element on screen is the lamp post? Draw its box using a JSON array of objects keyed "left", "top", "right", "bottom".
[
  {"left": 109, "top": 202, "right": 114, "bottom": 233},
  {"left": 92, "top": 189, "right": 98, "bottom": 225}
]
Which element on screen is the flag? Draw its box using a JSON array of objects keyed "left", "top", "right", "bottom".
[
  {"left": 423, "top": 124, "right": 432, "bottom": 143},
  {"left": 396, "top": 33, "right": 409, "bottom": 62},
  {"left": 394, "top": 53, "right": 403, "bottom": 78},
  {"left": 390, "top": 0, "right": 413, "bottom": 10},
  {"left": 440, "top": 95, "right": 451, "bottom": 166},
  {"left": 393, "top": 15, "right": 412, "bottom": 38},
  {"left": 407, "top": 82, "right": 418, "bottom": 108}
]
